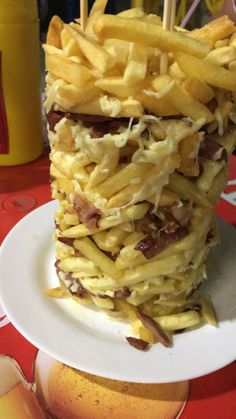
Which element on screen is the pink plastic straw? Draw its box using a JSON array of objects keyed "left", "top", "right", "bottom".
[{"left": 180, "top": 0, "right": 201, "bottom": 28}]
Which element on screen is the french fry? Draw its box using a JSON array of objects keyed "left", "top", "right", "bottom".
[
  {"left": 124, "top": 43, "right": 148, "bottom": 84},
  {"left": 60, "top": 28, "right": 83, "bottom": 57},
  {"left": 119, "top": 253, "right": 187, "bottom": 286},
  {"left": 95, "top": 162, "right": 152, "bottom": 198},
  {"left": 103, "top": 39, "right": 131, "bottom": 66},
  {"left": 70, "top": 96, "right": 143, "bottom": 117},
  {"left": 206, "top": 46, "right": 236, "bottom": 66},
  {"left": 181, "top": 76, "right": 214, "bottom": 104},
  {"left": 200, "top": 294, "right": 217, "bottom": 326},
  {"left": 64, "top": 24, "right": 115, "bottom": 73},
  {"left": 178, "top": 133, "right": 201, "bottom": 177},
  {"left": 85, "top": 0, "right": 108, "bottom": 36},
  {"left": 94, "top": 76, "right": 145, "bottom": 97},
  {"left": 190, "top": 15, "right": 235, "bottom": 44},
  {"left": 94, "top": 15, "right": 210, "bottom": 58},
  {"left": 62, "top": 203, "right": 149, "bottom": 238},
  {"left": 151, "top": 75, "right": 214, "bottom": 122},
  {"left": 167, "top": 172, "right": 210, "bottom": 207},
  {"left": 175, "top": 51, "right": 236, "bottom": 91},
  {"left": 46, "top": 15, "right": 63, "bottom": 48},
  {"left": 86, "top": 147, "right": 119, "bottom": 188},
  {"left": 55, "top": 81, "right": 100, "bottom": 108},
  {"left": 118, "top": 8, "right": 145, "bottom": 19},
  {"left": 136, "top": 91, "right": 179, "bottom": 117},
  {"left": 155, "top": 310, "right": 201, "bottom": 331},
  {"left": 58, "top": 256, "right": 101, "bottom": 275},
  {"left": 45, "top": 52, "right": 92, "bottom": 88},
  {"left": 74, "top": 237, "right": 120, "bottom": 279}
]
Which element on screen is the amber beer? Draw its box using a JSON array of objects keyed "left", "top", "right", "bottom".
[
  {"left": 0, "top": 356, "right": 45, "bottom": 419},
  {"left": 0, "top": 0, "right": 43, "bottom": 165},
  {"left": 35, "top": 351, "right": 189, "bottom": 419}
]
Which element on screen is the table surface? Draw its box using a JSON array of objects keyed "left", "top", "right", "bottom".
[{"left": 0, "top": 150, "right": 236, "bottom": 419}]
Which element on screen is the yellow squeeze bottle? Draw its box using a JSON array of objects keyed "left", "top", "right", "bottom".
[{"left": 0, "top": 0, "right": 43, "bottom": 165}]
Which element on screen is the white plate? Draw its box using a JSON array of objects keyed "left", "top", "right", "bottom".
[{"left": 0, "top": 200, "right": 236, "bottom": 383}]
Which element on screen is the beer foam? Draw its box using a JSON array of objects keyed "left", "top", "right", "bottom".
[{"left": 0, "top": 356, "right": 23, "bottom": 397}]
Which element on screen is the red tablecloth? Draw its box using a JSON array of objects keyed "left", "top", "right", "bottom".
[{"left": 0, "top": 152, "right": 236, "bottom": 419}]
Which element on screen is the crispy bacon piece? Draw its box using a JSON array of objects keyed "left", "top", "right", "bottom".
[
  {"left": 135, "top": 226, "right": 188, "bottom": 259},
  {"left": 171, "top": 205, "right": 192, "bottom": 227},
  {"left": 73, "top": 194, "right": 102, "bottom": 229},
  {"left": 126, "top": 337, "right": 149, "bottom": 350},
  {"left": 199, "top": 137, "right": 227, "bottom": 162},
  {"left": 47, "top": 110, "right": 64, "bottom": 131},
  {"left": 58, "top": 237, "right": 74, "bottom": 247},
  {"left": 136, "top": 310, "right": 171, "bottom": 348},
  {"left": 114, "top": 288, "right": 131, "bottom": 299}
]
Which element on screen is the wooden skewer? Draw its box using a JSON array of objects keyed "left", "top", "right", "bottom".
[
  {"left": 160, "top": 0, "right": 176, "bottom": 75},
  {"left": 80, "top": 0, "right": 88, "bottom": 31}
]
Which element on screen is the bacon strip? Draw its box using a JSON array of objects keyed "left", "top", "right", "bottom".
[
  {"left": 135, "top": 226, "right": 188, "bottom": 259},
  {"left": 58, "top": 237, "right": 74, "bottom": 247},
  {"left": 199, "top": 137, "right": 227, "bottom": 162},
  {"left": 73, "top": 194, "right": 101, "bottom": 230},
  {"left": 126, "top": 337, "right": 149, "bottom": 350},
  {"left": 136, "top": 310, "right": 171, "bottom": 347},
  {"left": 114, "top": 287, "right": 131, "bottom": 299}
]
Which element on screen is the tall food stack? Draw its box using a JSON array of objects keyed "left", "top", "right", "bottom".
[{"left": 44, "top": 0, "right": 236, "bottom": 349}]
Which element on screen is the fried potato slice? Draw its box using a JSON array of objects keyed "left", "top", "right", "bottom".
[
  {"left": 46, "top": 15, "right": 64, "bottom": 48},
  {"left": 124, "top": 43, "right": 148, "bottom": 84},
  {"left": 181, "top": 76, "right": 214, "bottom": 104},
  {"left": 206, "top": 46, "right": 236, "bottom": 66},
  {"left": 94, "top": 15, "right": 210, "bottom": 58},
  {"left": 175, "top": 51, "right": 236, "bottom": 91},
  {"left": 178, "top": 133, "right": 201, "bottom": 177},
  {"left": 64, "top": 24, "right": 115, "bottom": 73},
  {"left": 45, "top": 52, "right": 92, "bottom": 88},
  {"left": 95, "top": 76, "right": 146, "bottom": 97},
  {"left": 136, "top": 91, "right": 179, "bottom": 116},
  {"left": 190, "top": 15, "right": 235, "bottom": 44},
  {"left": 85, "top": 0, "right": 108, "bottom": 36},
  {"left": 152, "top": 75, "right": 214, "bottom": 122},
  {"left": 70, "top": 96, "right": 143, "bottom": 118}
]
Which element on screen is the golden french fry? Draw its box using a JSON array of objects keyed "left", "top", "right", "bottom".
[
  {"left": 64, "top": 24, "right": 115, "bottom": 73},
  {"left": 62, "top": 203, "right": 149, "bottom": 238},
  {"left": 85, "top": 0, "right": 108, "bottom": 36},
  {"left": 46, "top": 15, "right": 64, "bottom": 48},
  {"left": 60, "top": 27, "right": 83, "bottom": 57},
  {"left": 94, "top": 76, "right": 145, "bottom": 97},
  {"left": 190, "top": 15, "right": 235, "bottom": 44},
  {"left": 119, "top": 253, "right": 187, "bottom": 286},
  {"left": 155, "top": 310, "right": 201, "bottom": 331},
  {"left": 70, "top": 96, "right": 143, "bottom": 118},
  {"left": 55, "top": 81, "right": 100, "bottom": 108},
  {"left": 118, "top": 8, "right": 145, "bottom": 18},
  {"left": 74, "top": 237, "right": 120, "bottom": 279},
  {"left": 45, "top": 52, "right": 92, "bottom": 88},
  {"left": 181, "top": 76, "right": 214, "bottom": 104},
  {"left": 94, "top": 15, "right": 210, "bottom": 58},
  {"left": 178, "top": 133, "right": 201, "bottom": 177},
  {"left": 167, "top": 172, "right": 210, "bottom": 207},
  {"left": 200, "top": 294, "right": 217, "bottom": 326},
  {"left": 96, "top": 162, "right": 152, "bottom": 198},
  {"left": 136, "top": 91, "right": 179, "bottom": 116},
  {"left": 58, "top": 256, "right": 101, "bottom": 275},
  {"left": 175, "top": 51, "right": 236, "bottom": 91},
  {"left": 124, "top": 43, "right": 148, "bottom": 84},
  {"left": 152, "top": 75, "right": 214, "bottom": 122},
  {"left": 103, "top": 39, "right": 131, "bottom": 66},
  {"left": 206, "top": 46, "right": 236, "bottom": 66}
]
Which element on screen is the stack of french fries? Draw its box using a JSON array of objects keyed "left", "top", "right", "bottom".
[{"left": 44, "top": 1, "right": 236, "bottom": 349}]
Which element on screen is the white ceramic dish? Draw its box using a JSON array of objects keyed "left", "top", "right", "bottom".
[{"left": 0, "top": 200, "right": 235, "bottom": 383}]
